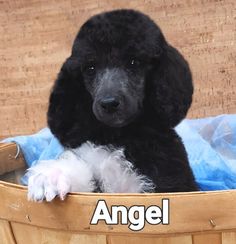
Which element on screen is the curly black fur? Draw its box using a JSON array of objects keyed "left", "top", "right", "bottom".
[{"left": 48, "top": 9, "right": 198, "bottom": 192}]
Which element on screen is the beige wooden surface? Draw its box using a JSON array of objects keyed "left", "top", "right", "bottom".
[
  {"left": 222, "top": 232, "right": 236, "bottom": 244},
  {"left": 11, "top": 222, "right": 107, "bottom": 244},
  {"left": 0, "top": 143, "right": 25, "bottom": 175},
  {"left": 0, "top": 219, "right": 16, "bottom": 244},
  {"left": 0, "top": 0, "right": 235, "bottom": 138},
  {"left": 108, "top": 235, "right": 193, "bottom": 244},
  {"left": 193, "top": 233, "right": 222, "bottom": 244},
  {"left": 4, "top": 222, "right": 236, "bottom": 244}
]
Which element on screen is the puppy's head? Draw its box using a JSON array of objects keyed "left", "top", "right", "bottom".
[
  {"left": 71, "top": 10, "right": 165, "bottom": 127},
  {"left": 48, "top": 10, "right": 193, "bottom": 144}
]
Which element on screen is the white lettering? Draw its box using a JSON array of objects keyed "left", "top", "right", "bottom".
[
  {"left": 146, "top": 206, "right": 162, "bottom": 225},
  {"left": 90, "top": 200, "right": 113, "bottom": 224},
  {"left": 90, "top": 199, "right": 170, "bottom": 231},
  {"left": 128, "top": 206, "right": 145, "bottom": 231}
]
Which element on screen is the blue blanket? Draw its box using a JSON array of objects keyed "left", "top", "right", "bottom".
[{"left": 2, "top": 114, "right": 236, "bottom": 191}]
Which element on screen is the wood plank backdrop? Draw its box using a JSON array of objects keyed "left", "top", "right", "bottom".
[{"left": 0, "top": 0, "right": 235, "bottom": 138}]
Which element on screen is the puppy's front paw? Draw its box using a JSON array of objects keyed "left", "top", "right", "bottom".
[{"left": 27, "top": 161, "right": 71, "bottom": 202}]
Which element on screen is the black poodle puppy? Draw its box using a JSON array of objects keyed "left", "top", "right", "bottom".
[{"left": 27, "top": 9, "right": 198, "bottom": 202}]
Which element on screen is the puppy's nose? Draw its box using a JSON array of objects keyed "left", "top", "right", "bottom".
[{"left": 100, "top": 97, "right": 120, "bottom": 113}]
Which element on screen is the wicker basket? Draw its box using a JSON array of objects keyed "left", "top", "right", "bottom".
[
  {"left": 1, "top": 143, "right": 236, "bottom": 243},
  {"left": 0, "top": 0, "right": 235, "bottom": 243}
]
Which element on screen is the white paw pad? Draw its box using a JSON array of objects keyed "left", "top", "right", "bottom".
[{"left": 27, "top": 163, "right": 71, "bottom": 202}]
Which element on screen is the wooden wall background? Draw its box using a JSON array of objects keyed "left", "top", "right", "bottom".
[{"left": 0, "top": 0, "right": 235, "bottom": 138}]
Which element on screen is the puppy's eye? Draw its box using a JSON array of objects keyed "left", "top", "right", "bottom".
[
  {"left": 84, "top": 63, "right": 96, "bottom": 75},
  {"left": 87, "top": 65, "right": 95, "bottom": 71},
  {"left": 130, "top": 59, "right": 141, "bottom": 67}
]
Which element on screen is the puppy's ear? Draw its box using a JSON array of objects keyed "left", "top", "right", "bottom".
[
  {"left": 47, "top": 57, "right": 93, "bottom": 147},
  {"left": 147, "top": 45, "right": 193, "bottom": 128}
]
